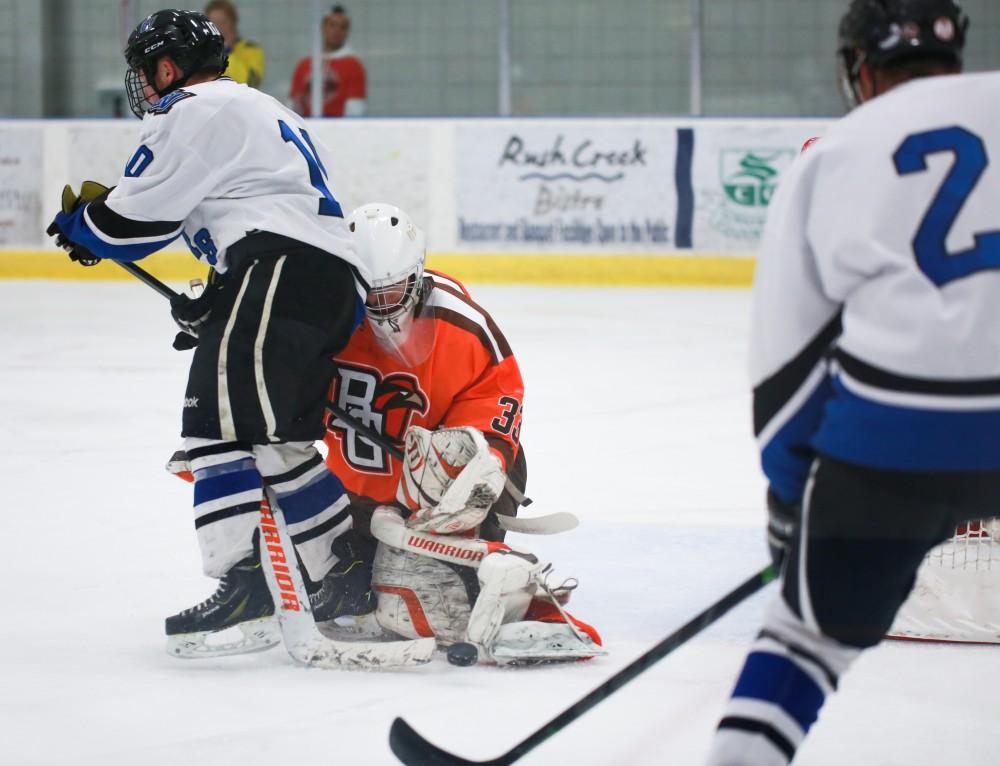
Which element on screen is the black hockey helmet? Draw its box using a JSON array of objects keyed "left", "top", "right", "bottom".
[
  {"left": 124, "top": 9, "right": 228, "bottom": 118},
  {"left": 837, "top": 0, "right": 968, "bottom": 108}
]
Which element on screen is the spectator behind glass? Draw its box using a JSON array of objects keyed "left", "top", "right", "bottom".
[
  {"left": 290, "top": 5, "right": 367, "bottom": 117},
  {"left": 204, "top": 0, "right": 265, "bottom": 88}
]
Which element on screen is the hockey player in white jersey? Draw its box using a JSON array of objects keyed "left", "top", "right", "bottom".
[
  {"left": 45, "top": 10, "right": 376, "bottom": 656},
  {"left": 706, "top": 1, "right": 1000, "bottom": 763}
]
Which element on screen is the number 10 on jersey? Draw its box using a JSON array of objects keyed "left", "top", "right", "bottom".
[{"left": 278, "top": 120, "right": 343, "bottom": 218}]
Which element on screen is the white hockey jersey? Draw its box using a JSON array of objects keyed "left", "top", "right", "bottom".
[
  {"left": 57, "top": 77, "right": 367, "bottom": 286},
  {"left": 751, "top": 71, "right": 1000, "bottom": 504}
]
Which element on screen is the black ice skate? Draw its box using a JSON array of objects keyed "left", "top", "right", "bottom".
[
  {"left": 165, "top": 556, "right": 281, "bottom": 658},
  {"left": 310, "top": 531, "right": 377, "bottom": 625}
]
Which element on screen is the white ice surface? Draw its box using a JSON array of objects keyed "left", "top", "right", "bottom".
[{"left": 1, "top": 282, "right": 997, "bottom": 766}]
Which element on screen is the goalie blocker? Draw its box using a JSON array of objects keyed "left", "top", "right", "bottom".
[{"left": 370, "top": 426, "right": 604, "bottom": 665}]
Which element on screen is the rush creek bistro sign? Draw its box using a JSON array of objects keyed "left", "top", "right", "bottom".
[
  {"left": 455, "top": 124, "right": 688, "bottom": 251},
  {"left": 454, "top": 122, "right": 817, "bottom": 253}
]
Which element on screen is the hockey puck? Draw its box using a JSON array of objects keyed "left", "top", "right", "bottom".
[{"left": 447, "top": 642, "right": 479, "bottom": 667}]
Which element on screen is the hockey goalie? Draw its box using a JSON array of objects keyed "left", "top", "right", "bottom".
[{"left": 369, "top": 425, "right": 604, "bottom": 665}]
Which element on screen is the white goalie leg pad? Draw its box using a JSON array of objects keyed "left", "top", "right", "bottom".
[
  {"left": 466, "top": 550, "right": 543, "bottom": 659},
  {"left": 372, "top": 542, "right": 473, "bottom": 644},
  {"left": 490, "top": 620, "right": 606, "bottom": 665},
  {"left": 400, "top": 426, "right": 506, "bottom": 534}
]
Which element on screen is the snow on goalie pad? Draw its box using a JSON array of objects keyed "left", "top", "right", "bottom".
[{"left": 490, "top": 622, "right": 607, "bottom": 666}]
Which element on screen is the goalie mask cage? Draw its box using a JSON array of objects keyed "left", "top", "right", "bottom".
[{"left": 889, "top": 518, "right": 1000, "bottom": 644}]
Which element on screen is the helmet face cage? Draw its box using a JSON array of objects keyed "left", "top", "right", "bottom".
[
  {"left": 366, "top": 270, "right": 426, "bottom": 329},
  {"left": 836, "top": 0, "right": 968, "bottom": 109},
  {"left": 124, "top": 10, "right": 227, "bottom": 118}
]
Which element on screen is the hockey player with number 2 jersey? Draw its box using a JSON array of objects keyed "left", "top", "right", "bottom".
[
  {"left": 45, "top": 9, "right": 376, "bottom": 658},
  {"left": 706, "top": 1, "right": 1000, "bottom": 764}
]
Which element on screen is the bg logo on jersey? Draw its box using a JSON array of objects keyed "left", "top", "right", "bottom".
[{"left": 327, "top": 363, "right": 429, "bottom": 473}]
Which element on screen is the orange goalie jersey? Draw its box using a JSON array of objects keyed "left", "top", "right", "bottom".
[{"left": 324, "top": 270, "right": 524, "bottom": 516}]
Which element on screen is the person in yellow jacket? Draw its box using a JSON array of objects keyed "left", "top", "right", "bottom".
[{"left": 204, "top": 0, "right": 265, "bottom": 88}]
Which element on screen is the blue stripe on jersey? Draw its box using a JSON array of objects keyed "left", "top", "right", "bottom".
[
  {"left": 731, "top": 651, "right": 825, "bottom": 733},
  {"left": 53, "top": 204, "right": 180, "bottom": 262},
  {"left": 273, "top": 472, "right": 346, "bottom": 525},
  {"left": 813, "top": 378, "right": 1000, "bottom": 471},
  {"left": 195, "top": 457, "right": 257, "bottom": 480},
  {"left": 760, "top": 377, "right": 834, "bottom": 505},
  {"left": 194, "top": 467, "right": 262, "bottom": 505}
]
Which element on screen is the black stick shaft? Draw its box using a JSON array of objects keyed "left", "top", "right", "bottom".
[
  {"left": 325, "top": 401, "right": 405, "bottom": 460},
  {"left": 115, "top": 260, "right": 179, "bottom": 300},
  {"left": 389, "top": 564, "right": 776, "bottom": 766}
]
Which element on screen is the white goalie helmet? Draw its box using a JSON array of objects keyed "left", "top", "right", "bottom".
[{"left": 347, "top": 203, "right": 431, "bottom": 364}]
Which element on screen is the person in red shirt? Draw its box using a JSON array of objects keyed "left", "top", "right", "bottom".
[{"left": 289, "top": 5, "right": 367, "bottom": 117}]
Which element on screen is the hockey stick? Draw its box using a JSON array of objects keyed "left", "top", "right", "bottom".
[
  {"left": 114, "top": 260, "right": 179, "bottom": 300},
  {"left": 324, "top": 402, "right": 580, "bottom": 535},
  {"left": 324, "top": 401, "right": 534, "bottom": 508},
  {"left": 325, "top": 401, "right": 575, "bottom": 534},
  {"left": 388, "top": 564, "right": 778, "bottom": 765},
  {"left": 259, "top": 492, "right": 436, "bottom": 670}
]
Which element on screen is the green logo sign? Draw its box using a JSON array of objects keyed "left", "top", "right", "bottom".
[{"left": 721, "top": 149, "right": 795, "bottom": 208}]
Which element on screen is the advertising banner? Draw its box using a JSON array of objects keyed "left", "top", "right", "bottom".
[
  {"left": 0, "top": 127, "right": 43, "bottom": 246},
  {"left": 691, "top": 123, "right": 824, "bottom": 252},
  {"left": 455, "top": 123, "right": 681, "bottom": 251}
]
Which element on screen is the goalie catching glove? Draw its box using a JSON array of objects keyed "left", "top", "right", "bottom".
[
  {"left": 398, "top": 426, "right": 507, "bottom": 534},
  {"left": 45, "top": 180, "right": 112, "bottom": 266}
]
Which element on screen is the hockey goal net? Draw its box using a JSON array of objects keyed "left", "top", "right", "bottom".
[{"left": 889, "top": 518, "right": 1000, "bottom": 644}]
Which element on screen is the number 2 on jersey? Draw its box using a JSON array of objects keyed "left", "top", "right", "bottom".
[
  {"left": 894, "top": 126, "right": 1000, "bottom": 286},
  {"left": 278, "top": 120, "right": 343, "bottom": 218}
]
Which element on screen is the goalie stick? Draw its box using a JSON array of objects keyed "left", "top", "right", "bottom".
[
  {"left": 259, "top": 492, "right": 436, "bottom": 670},
  {"left": 388, "top": 564, "right": 777, "bottom": 765},
  {"left": 324, "top": 402, "right": 578, "bottom": 535}
]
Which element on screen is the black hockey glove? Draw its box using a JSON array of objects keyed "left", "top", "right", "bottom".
[
  {"left": 172, "top": 331, "right": 200, "bottom": 351},
  {"left": 170, "top": 274, "right": 223, "bottom": 339},
  {"left": 766, "top": 488, "right": 798, "bottom": 570},
  {"left": 45, "top": 181, "right": 113, "bottom": 267}
]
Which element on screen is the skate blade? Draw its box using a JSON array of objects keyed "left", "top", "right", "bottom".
[
  {"left": 166, "top": 617, "right": 281, "bottom": 659},
  {"left": 316, "top": 613, "right": 386, "bottom": 641}
]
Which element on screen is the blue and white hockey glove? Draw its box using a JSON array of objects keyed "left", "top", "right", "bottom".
[{"left": 45, "top": 181, "right": 112, "bottom": 266}]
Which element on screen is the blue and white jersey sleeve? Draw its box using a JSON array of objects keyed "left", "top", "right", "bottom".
[
  {"left": 53, "top": 95, "right": 218, "bottom": 262},
  {"left": 749, "top": 148, "right": 843, "bottom": 506}
]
